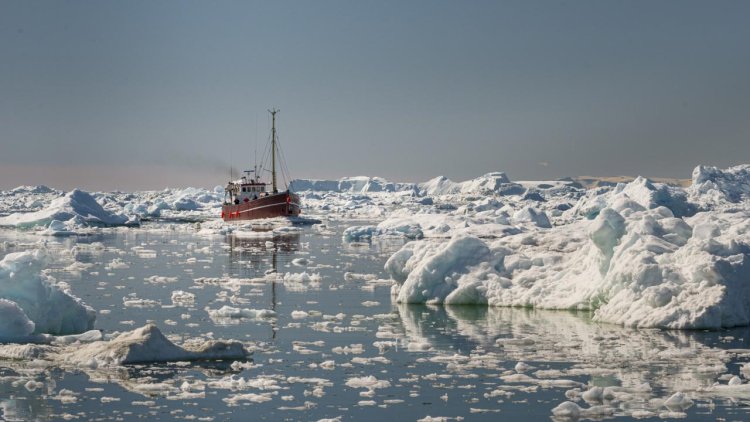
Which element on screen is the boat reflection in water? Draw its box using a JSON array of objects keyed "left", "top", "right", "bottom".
[
  {"left": 223, "top": 230, "right": 301, "bottom": 341},
  {"left": 226, "top": 230, "right": 301, "bottom": 278}
]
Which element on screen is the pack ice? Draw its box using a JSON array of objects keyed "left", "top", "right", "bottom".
[
  {"left": 0, "top": 189, "right": 136, "bottom": 230},
  {"left": 380, "top": 165, "right": 750, "bottom": 329}
]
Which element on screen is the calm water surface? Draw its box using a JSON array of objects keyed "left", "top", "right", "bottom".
[{"left": 1, "top": 221, "right": 750, "bottom": 421}]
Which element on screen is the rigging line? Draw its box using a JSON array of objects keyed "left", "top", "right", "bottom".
[
  {"left": 274, "top": 127, "right": 292, "bottom": 188},
  {"left": 276, "top": 138, "right": 292, "bottom": 188},
  {"left": 274, "top": 135, "right": 287, "bottom": 182},
  {"left": 253, "top": 112, "right": 259, "bottom": 176},
  {"left": 273, "top": 112, "right": 292, "bottom": 189},
  {"left": 258, "top": 114, "right": 273, "bottom": 182}
]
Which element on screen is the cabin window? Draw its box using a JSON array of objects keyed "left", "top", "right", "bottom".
[{"left": 242, "top": 187, "right": 246, "bottom": 192}]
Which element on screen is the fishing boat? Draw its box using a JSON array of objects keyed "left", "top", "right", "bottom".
[{"left": 222, "top": 109, "right": 301, "bottom": 221}]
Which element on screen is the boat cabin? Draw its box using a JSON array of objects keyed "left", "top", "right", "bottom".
[{"left": 225, "top": 175, "right": 269, "bottom": 205}]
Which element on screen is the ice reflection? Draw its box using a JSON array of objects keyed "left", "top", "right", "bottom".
[
  {"left": 0, "top": 369, "right": 53, "bottom": 421},
  {"left": 340, "top": 236, "right": 408, "bottom": 256},
  {"left": 391, "top": 304, "right": 749, "bottom": 419}
]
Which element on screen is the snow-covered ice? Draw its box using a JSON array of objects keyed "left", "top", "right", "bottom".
[
  {"left": 378, "top": 165, "right": 750, "bottom": 329},
  {"left": 0, "top": 189, "right": 136, "bottom": 229}
]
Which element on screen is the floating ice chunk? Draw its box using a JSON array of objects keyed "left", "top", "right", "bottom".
[
  {"left": 292, "top": 258, "right": 309, "bottom": 266},
  {"left": 514, "top": 361, "right": 532, "bottom": 373},
  {"left": 391, "top": 235, "right": 493, "bottom": 304},
  {"left": 332, "top": 344, "right": 364, "bottom": 354},
  {"left": 416, "top": 416, "right": 451, "bottom": 422},
  {"left": 51, "top": 388, "right": 78, "bottom": 403},
  {"left": 291, "top": 310, "right": 309, "bottom": 319},
  {"left": 728, "top": 376, "right": 743, "bottom": 386},
  {"left": 407, "top": 341, "right": 433, "bottom": 352},
  {"left": 273, "top": 226, "right": 302, "bottom": 236},
  {"left": 345, "top": 376, "right": 391, "bottom": 391},
  {"left": 0, "top": 250, "right": 95, "bottom": 336},
  {"left": 581, "top": 386, "right": 616, "bottom": 403},
  {"left": 551, "top": 401, "right": 615, "bottom": 419},
  {"left": 171, "top": 290, "right": 195, "bottom": 306},
  {"left": 0, "top": 298, "right": 35, "bottom": 339},
  {"left": 343, "top": 226, "right": 378, "bottom": 241},
  {"left": 145, "top": 275, "right": 178, "bottom": 284},
  {"left": 105, "top": 258, "right": 130, "bottom": 270},
  {"left": 24, "top": 380, "right": 44, "bottom": 391},
  {"left": 283, "top": 272, "right": 322, "bottom": 283},
  {"left": 208, "top": 375, "right": 281, "bottom": 391},
  {"left": 122, "top": 294, "right": 160, "bottom": 308},
  {"left": 319, "top": 360, "right": 336, "bottom": 370},
  {"left": 40, "top": 219, "right": 80, "bottom": 236},
  {"left": 62, "top": 323, "right": 250, "bottom": 366},
  {"left": 663, "top": 392, "right": 693, "bottom": 410},
  {"left": 207, "top": 306, "right": 276, "bottom": 320},
  {"left": 223, "top": 392, "right": 276, "bottom": 405}
]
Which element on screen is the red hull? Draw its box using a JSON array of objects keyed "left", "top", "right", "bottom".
[{"left": 222, "top": 191, "right": 301, "bottom": 221}]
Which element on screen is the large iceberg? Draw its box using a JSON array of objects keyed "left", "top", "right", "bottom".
[
  {"left": 0, "top": 250, "right": 96, "bottom": 339},
  {"left": 387, "top": 169, "right": 750, "bottom": 329},
  {"left": 291, "top": 176, "right": 417, "bottom": 193},
  {"left": 419, "top": 172, "right": 520, "bottom": 196},
  {"left": 0, "top": 189, "right": 134, "bottom": 228}
]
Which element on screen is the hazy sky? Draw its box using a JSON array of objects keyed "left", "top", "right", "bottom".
[{"left": 1, "top": 1, "right": 749, "bottom": 190}]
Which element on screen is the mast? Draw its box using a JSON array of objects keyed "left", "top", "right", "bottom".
[{"left": 269, "top": 108, "right": 279, "bottom": 192}]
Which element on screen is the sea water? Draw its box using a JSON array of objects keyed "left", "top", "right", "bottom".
[{"left": 1, "top": 221, "right": 750, "bottom": 421}]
